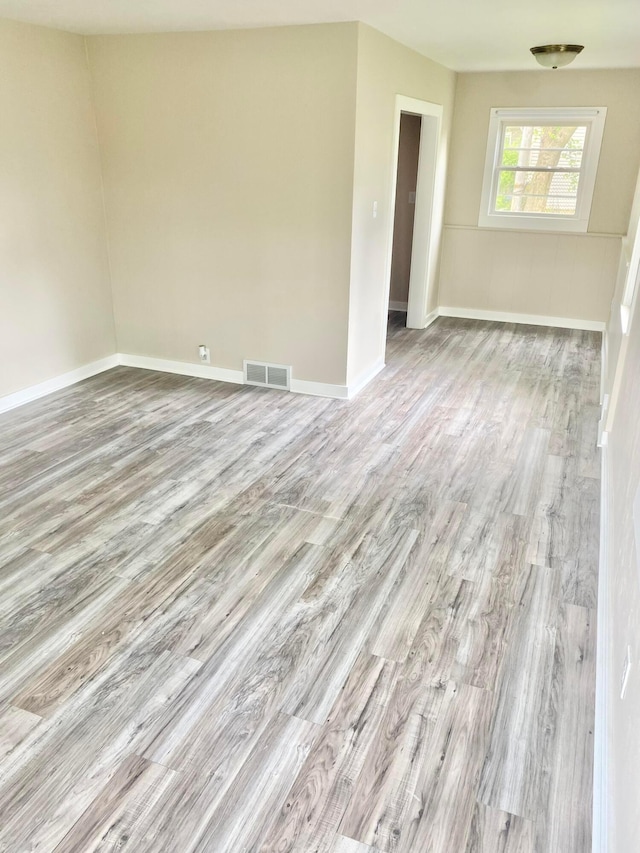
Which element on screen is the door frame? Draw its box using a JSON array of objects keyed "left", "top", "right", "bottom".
[{"left": 382, "top": 95, "right": 445, "bottom": 333}]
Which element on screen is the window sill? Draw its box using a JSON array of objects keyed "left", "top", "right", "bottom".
[{"left": 478, "top": 213, "right": 589, "bottom": 234}]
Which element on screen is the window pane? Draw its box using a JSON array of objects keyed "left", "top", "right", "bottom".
[
  {"left": 496, "top": 169, "right": 581, "bottom": 215},
  {"left": 501, "top": 125, "right": 586, "bottom": 169}
]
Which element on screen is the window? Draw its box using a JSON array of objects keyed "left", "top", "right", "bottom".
[{"left": 479, "top": 107, "right": 607, "bottom": 232}]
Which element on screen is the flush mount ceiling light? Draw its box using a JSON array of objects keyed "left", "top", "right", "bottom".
[{"left": 530, "top": 44, "right": 584, "bottom": 69}]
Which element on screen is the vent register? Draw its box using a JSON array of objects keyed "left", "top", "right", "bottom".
[{"left": 243, "top": 360, "right": 291, "bottom": 391}]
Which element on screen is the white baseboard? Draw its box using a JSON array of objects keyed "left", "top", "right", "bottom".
[
  {"left": 437, "top": 306, "right": 606, "bottom": 333},
  {"left": 593, "top": 443, "right": 611, "bottom": 853},
  {"left": 347, "top": 359, "right": 385, "bottom": 399},
  {"left": 0, "top": 351, "right": 364, "bottom": 412},
  {"left": 0, "top": 355, "right": 119, "bottom": 414},
  {"left": 118, "top": 353, "right": 244, "bottom": 385},
  {"left": 290, "top": 378, "right": 349, "bottom": 399},
  {"left": 121, "top": 354, "right": 386, "bottom": 401},
  {"left": 121, "top": 354, "right": 352, "bottom": 400},
  {"left": 3, "top": 305, "right": 598, "bottom": 415},
  {"left": 389, "top": 300, "right": 408, "bottom": 312}
]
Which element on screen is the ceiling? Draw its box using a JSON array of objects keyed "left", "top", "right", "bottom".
[{"left": 0, "top": 0, "right": 639, "bottom": 71}]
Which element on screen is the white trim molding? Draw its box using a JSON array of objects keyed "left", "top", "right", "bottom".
[
  {"left": 380, "top": 95, "right": 446, "bottom": 350},
  {"left": 119, "top": 353, "right": 244, "bottom": 385},
  {"left": 289, "top": 379, "right": 348, "bottom": 399},
  {"left": 423, "top": 309, "right": 440, "bottom": 329},
  {"left": 0, "top": 352, "right": 386, "bottom": 412},
  {"left": 347, "top": 359, "right": 385, "bottom": 399},
  {"left": 389, "top": 300, "right": 408, "bottom": 312},
  {"left": 2, "top": 307, "right": 604, "bottom": 417},
  {"left": 0, "top": 355, "right": 119, "bottom": 414},
  {"left": 119, "top": 354, "right": 385, "bottom": 401},
  {"left": 478, "top": 106, "right": 607, "bottom": 233},
  {"left": 593, "top": 442, "right": 611, "bottom": 853},
  {"left": 438, "top": 306, "right": 606, "bottom": 332},
  {"left": 120, "top": 354, "right": 355, "bottom": 400}
]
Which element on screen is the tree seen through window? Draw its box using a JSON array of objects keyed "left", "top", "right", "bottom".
[{"left": 496, "top": 125, "right": 586, "bottom": 216}]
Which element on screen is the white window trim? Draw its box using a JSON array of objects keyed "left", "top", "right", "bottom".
[
  {"left": 621, "top": 244, "right": 640, "bottom": 335},
  {"left": 478, "top": 107, "right": 607, "bottom": 233}
]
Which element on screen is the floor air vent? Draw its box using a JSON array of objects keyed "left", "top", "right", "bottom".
[{"left": 243, "top": 360, "right": 291, "bottom": 391}]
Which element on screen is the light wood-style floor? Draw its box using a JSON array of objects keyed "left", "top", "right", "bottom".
[{"left": 0, "top": 314, "right": 600, "bottom": 852}]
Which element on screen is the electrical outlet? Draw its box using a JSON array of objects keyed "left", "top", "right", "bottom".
[
  {"left": 198, "top": 345, "right": 210, "bottom": 364},
  {"left": 621, "top": 646, "right": 631, "bottom": 699}
]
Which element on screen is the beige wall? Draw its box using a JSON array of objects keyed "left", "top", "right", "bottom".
[
  {"left": 439, "top": 69, "right": 640, "bottom": 322},
  {"left": 87, "top": 24, "right": 358, "bottom": 387},
  {"left": 389, "top": 113, "right": 421, "bottom": 305},
  {"left": 446, "top": 69, "right": 640, "bottom": 234},
  {"left": 347, "top": 24, "right": 456, "bottom": 384},
  {"left": 439, "top": 228, "right": 620, "bottom": 321},
  {"left": 0, "top": 18, "right": 115, "bottom": 398}
]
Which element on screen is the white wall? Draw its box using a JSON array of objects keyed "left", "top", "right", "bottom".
[
  {"left": 439, "top": 69, "right": 640, "bottom": 324},
  {"left": 0, "top": 18, "right": 115, "bottom": 398}
]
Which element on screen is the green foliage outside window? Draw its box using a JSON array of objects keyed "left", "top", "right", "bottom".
[{"left": 494, "top": 125, "right": 585, "bottom": 215}]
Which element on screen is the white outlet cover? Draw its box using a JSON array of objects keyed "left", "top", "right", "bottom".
[{"left": 621, "top": 645, "right": 631, "bottom": 699}]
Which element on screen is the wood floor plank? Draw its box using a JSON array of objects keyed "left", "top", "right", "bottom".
[
  {"left": 466, "top": 804, "right": 535, "bottom": 853},
  {"left": 339, "top": 680, "right": 446, "bottom": 851},
  {"left": 12, "top": 545, "right": 204, "bottom": 716},
  {"left": 535, "top": 603, "right": 596, "bottom": 853},
  {"left": 189, "top": 712, "right": 319, "bottom": 853},
  {"left": 500, "top": 427, "right": 550, "bottom": 516},
  {"left": 257, "top": 652, "right": 396, "bottom": 853},
  {"left": 0, "top": 572, "right": 132, "bottom": 706},
  {"left": 455, "top": 513, "right": 533, "bottom": 690},
  {"left": 171, "top": 505, "right": 323, "bottom": 661},
  {"left": 284, "top": 526, "right": 419, "bottom": 724},
  {"left": 477, "top": 565, "right": 561, "bottom": 819},
  {"left": 140, "top": 542, "right": 330, "bottom": 771},
  {"left": 396, "top": 680, "right": 494, "bottom": 853},
  {"left": 52, "top": 754, "right": 175, "bottom": 853},
  {"left": 371, "top": 501, "right": 466, "bottom": 662},
  {"left": 0, "top": 651, "right": 201, "bottom": 852},
  {"left": 0, "top": 705, "right": 42, "bottom": 763},
  {"left": 340, "top": 571, "right": 476, "bottom": 850}
]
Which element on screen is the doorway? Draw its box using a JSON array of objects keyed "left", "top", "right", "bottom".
[
  {"left": 382, "top": 96, "right": 444, "bottom": 347},
  {"left": 389, "top": 113, "right": 422, "bottom": 325}
]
